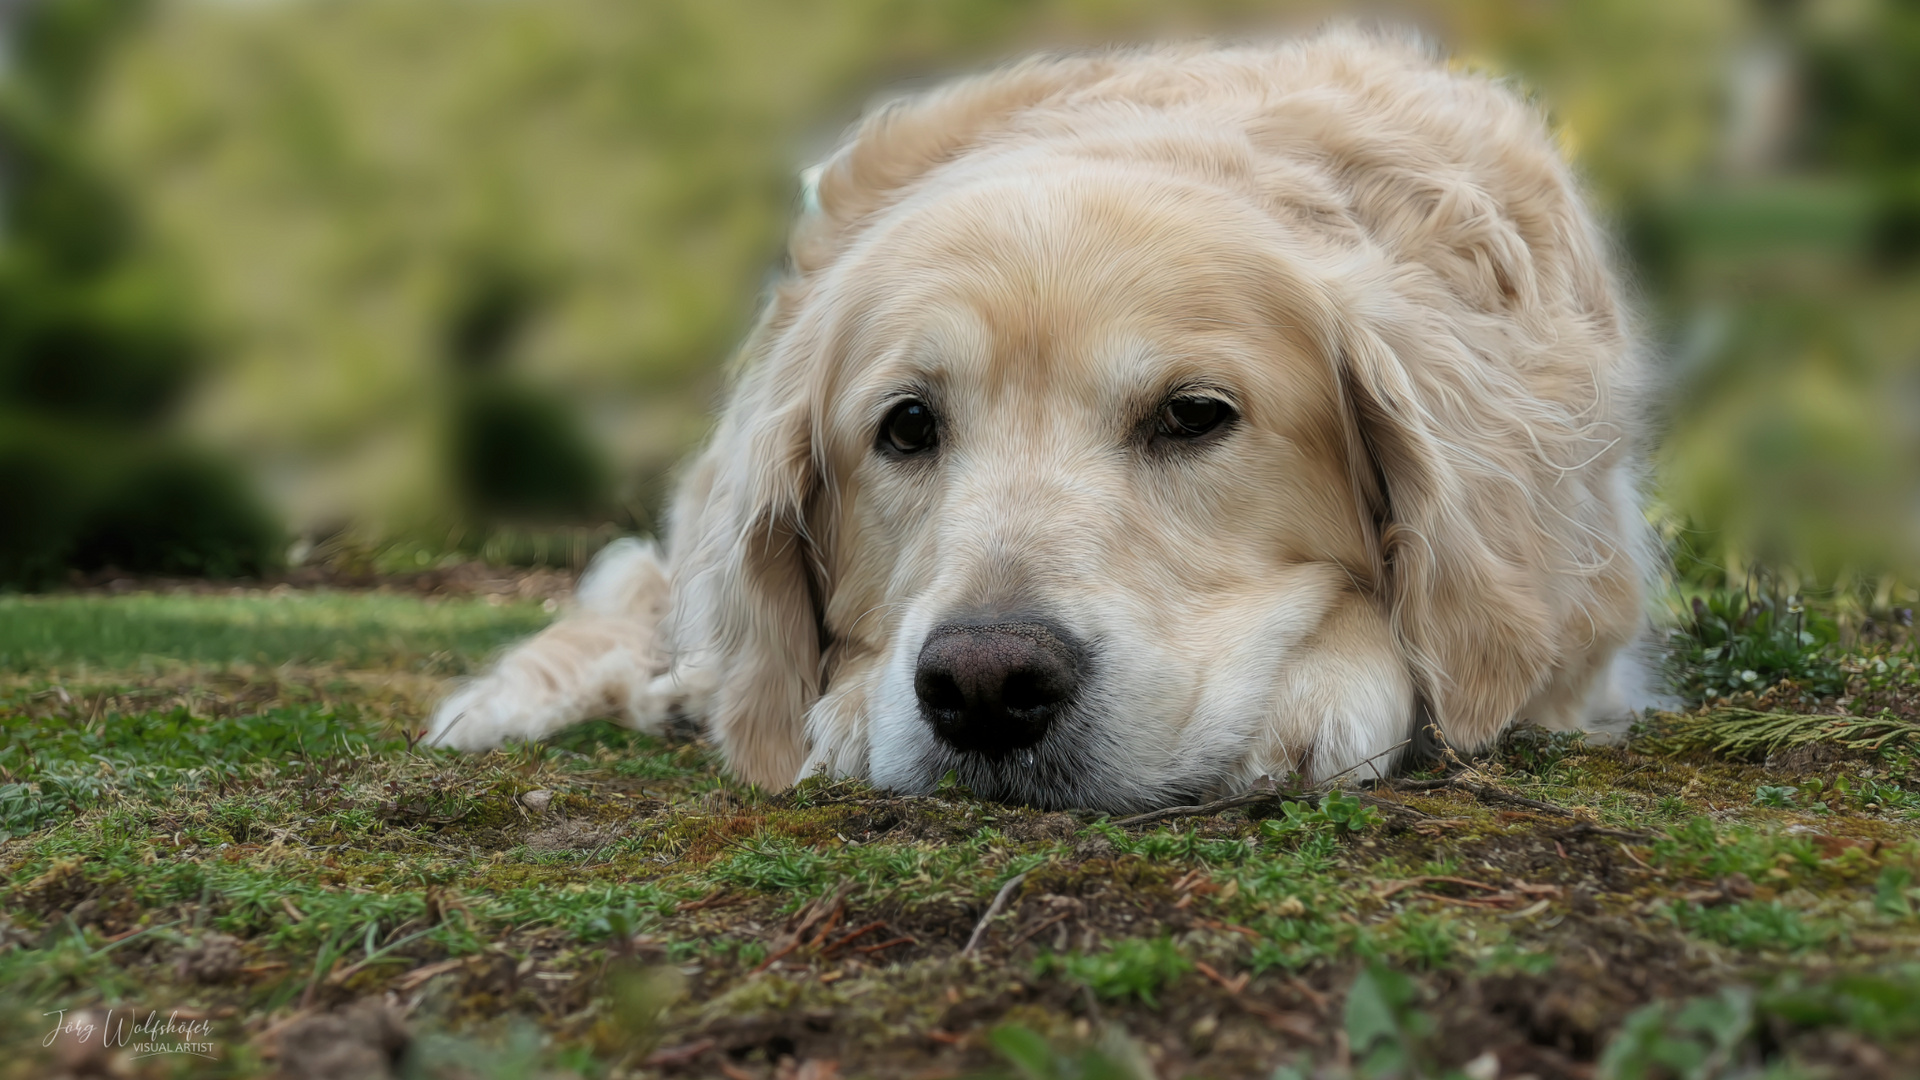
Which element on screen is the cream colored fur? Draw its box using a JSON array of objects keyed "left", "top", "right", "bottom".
[{"left": 425, "top": 30, "right": 1656, "bottom": 812}]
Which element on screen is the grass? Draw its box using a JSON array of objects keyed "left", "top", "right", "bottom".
[
  {"left": 0, "top": 584, "right": 1917, "bottom": 1078},
  {"left": 0, "top": 591, "right": 552, "bottom": 673}
]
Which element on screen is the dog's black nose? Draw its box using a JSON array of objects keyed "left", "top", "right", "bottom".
[{"left": 915, "top": 618, "right": 1084, "bottom": 757}]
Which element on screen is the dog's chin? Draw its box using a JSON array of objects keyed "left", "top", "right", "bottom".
[{"left": 907, "top": 725, "right": 1210, "bottom": 814}]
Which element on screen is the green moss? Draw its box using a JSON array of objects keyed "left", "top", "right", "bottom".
[{"left": 4, "top": 591, "right": 1920, "bottom": 1078}]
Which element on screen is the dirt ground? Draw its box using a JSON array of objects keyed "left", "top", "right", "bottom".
[{"left": 2, "top": 584, "right": 1918, "bottom": 1079}]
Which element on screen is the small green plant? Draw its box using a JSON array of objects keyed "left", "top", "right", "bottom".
[
  {"left": 1599, "top": 986, "right": 1757, "bottom": 1080},
  {"left": 1343, "top": 963, "right": 1438, "bottom": 1080},
  {"left": 1499, "top": 724, "right": 1588, "bottom": 774},
  {"left": 987, "top": 1024, "right": 1155, "bottom": 1080},
  {"left": 1848, "top": 776, "right": 1920, "bottom": 814},
  {"left": 1669, "top": 898, "right": 1833, "bottom": 952},
  {"left": 1034, "top": 937, "right": 1192, "bottom": 1007},
  {"left": 1754, "top": 785, "right": 1798, "bottom": 808},
  {"left": 1673, "top": 586, "right": 1844, "bottom": 703},
  {"left": 1259, "top": 790, "right": 1383, "bottom": 839},
  {"left": 1873, "top": 866, "right": 1915, "bottom": 918},
  {"left": 1762, "top": 970, "right": 1920, "bottom": 1043},
  {"left": 1650, "top": 818, "right": 1817, "bottom": 887},
  {"left": 1603, "top": 972, "right": 1920, "bottom": 1079}
]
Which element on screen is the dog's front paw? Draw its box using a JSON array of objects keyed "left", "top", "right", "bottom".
[{"left": 423, "top": 678, "right": 548, "bottom": 751}]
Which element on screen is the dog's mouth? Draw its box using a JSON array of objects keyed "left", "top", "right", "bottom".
[{"left": 910, "top": 719, "right": 1210, "bottom": 813}]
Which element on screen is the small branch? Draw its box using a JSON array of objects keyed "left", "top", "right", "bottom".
[
  {"left": 1560, "top": 820, "right": 1654, "bottom": 842},
  {"left": 1457, "top": 780, "right": 1577, "bottom": 817},
  {"left": 1375, "top": 875, "right": 1504, "bottom": 900},
  {"left": 1351, "top": 793, "right": 1432, "bottom": 820},
  {"left": 747, "top": 937, "right": 800, "bottom": 975},
  {"left": 962, "top": 871, "right": 1029, "bottom": 956},
  {"left": 1007, "top": 911, "right": 1074, "bottom": 950},
  {"left": 642, "top": 1039, "right": 716, "bottom": 1068},
  {"left": 1316, "top": 739, "right": 1413, "bottom": 787},
  {"left": 1109, "top": 788, "right": 1287, "bottom": 828},
  {"left": 1384, "top": 776, "right": 1577, "bottom": 818},
  {"left": 819, "top": 920, "right": 888, "bottom": 957},
  {"left": 1110, "top": 740, "right": 1421, "bottom": 829},
  {"left": 1387, "top": 778, "right": 1459, "bottom": 792}
]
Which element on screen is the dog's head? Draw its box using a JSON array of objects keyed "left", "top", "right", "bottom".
[{"left": 669, "top": 40, "right": 1639, "bottom": 811}]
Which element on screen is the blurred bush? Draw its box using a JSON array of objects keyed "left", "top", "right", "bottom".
[
  {"left": 0, "top": 0, "right": 278, "bottom": 587},
  {"left": 0, "top": 0, "right": 1910, "bottom": 597},
  {"left": 1640, "top": 2, "right": 1920, "bottom": 602}
]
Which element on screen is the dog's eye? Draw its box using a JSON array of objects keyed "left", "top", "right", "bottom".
[
  {"left": 880, "top": 399, "right": 939, "bottom": 455},
  {"left": 1156, "top": 396, "right": 1234, "bottom": 440}
]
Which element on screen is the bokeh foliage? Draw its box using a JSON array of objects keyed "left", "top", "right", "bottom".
[
  {"left": 6, "top": 0, "right": 1914, "bottom": 589},
  {"left": 0, "top": 0, "right": 281, "bottom": 587}
]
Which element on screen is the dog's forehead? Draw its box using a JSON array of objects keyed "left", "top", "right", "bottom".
[
  {"left": 821, "top": 165, "right": 1310, "bottom": 404},
  {"left": 853, "top": 169, "right": 1276, "bottom": 326}
]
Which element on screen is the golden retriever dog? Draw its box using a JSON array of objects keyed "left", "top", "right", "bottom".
[{"left": 426, "top": 29, "right": 1658, "bottom": 812}]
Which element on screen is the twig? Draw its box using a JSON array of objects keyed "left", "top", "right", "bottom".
[
  {"left": 1407, "top": 892, "right": 1515, "bottom": 909},
  {"left": 820, "top": 921, "right": 888, "bottom": 957},
  {"left": 1384, "top": 778, "right": 1456, "bottom": 792},
  {"left": 390, "top": 957, "right": 465, "bottom": 992},
  {"left": 1109, "top": 788, "right": 1285, "bottom": 828},
  {"left": 1193, "top": 960, "right": 1249, "bottom": 994},
  {"left": 1195, "top": 917, "right": 1264, "bottom": 941},
  {"left": 962, "top": 871, "right": 1029, "bottom": 956},
  {"left": 1560, "top": 820, "right": 1653, "bottom": 842},
  {"left": 806, "top": 901, "right": 846, "bottom": 948},
  {"left": 853, "top": 936, "right": 913, "bottom": 954},
  {"left": 1455, "top": 780, "right": 1577, "bottom": 817},
  {"left": 1285, "top": 974, "right": 1330, "bottom": 1018},
  {"left": 1316, "top": 739, "right": 1413, "bottom": 787},
  {"left": 1374, "top": 875, "right": 1504, "bottom": 900},
  {"left": 1351, "top": 793, "right": 1432, "bottom": 820},
  {"left": 1384, "top": 776, "right": 1577, "bottom": 818},
  {"left": 1195, "top": 962, "right": 1320, "bottom": 1039},
  {"left": 748, "top": 938, "right": 801, "bottom": 975},
  {"left": 1007, "top": 911, "right": 1074, "bottom": 950},
  {"left": 642, "top": 1039, "right": 716, "bottom": 1068}
]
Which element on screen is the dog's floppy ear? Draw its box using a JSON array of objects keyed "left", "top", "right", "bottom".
[
  {"left": 1335, "top": 324, "right": 1563, "bottom": 751},
  {"left": 666, "top": 303, "right": 827, "bottom": 788}
]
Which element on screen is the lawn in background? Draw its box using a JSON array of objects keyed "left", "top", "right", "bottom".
[{"left": 0, "top": 592, "right": 551, "bottom": 674}]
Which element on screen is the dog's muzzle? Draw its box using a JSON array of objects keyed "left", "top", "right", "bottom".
[{"left": 913, "top": 616, "right": 1085, "bottom": 759}]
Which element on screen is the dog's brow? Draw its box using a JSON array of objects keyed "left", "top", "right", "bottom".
[{"left": 864, "top": 380, "right": 941, "bottom": 421}]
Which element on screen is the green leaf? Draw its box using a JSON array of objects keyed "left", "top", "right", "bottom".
[
  {"left": 1345, "top": 963, "right": 1418, "bottom": 1078},
  {"left": 1874, "top": 866, "right": 1914, "bottom": 918},
  {"left": 988, "top": 1024, "right": 1055, "bottom": 1080}
]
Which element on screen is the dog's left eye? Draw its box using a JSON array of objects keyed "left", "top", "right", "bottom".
[
  {"left": 880, "top": 399, "right": 939, "bottom": 455},
  {"left": 1156, "top": 396, "right": 1234, "bottom": 440}
]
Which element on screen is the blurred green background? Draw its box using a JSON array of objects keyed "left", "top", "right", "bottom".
[{"left": 1, "top": 0, "right": 1915, "bottom": 614}]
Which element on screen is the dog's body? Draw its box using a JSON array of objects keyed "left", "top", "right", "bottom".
[{"left": 427, "top": 31, "right": 1659, "bottom": 812}]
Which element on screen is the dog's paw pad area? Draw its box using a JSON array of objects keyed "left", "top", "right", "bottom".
[{"left": 3, "top": 591, "right": 1918, "bottom": 1079}]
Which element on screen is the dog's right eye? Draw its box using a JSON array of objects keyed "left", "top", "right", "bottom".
[{"left": 880, "top": 399, "right": 939, "bottom": 455}]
